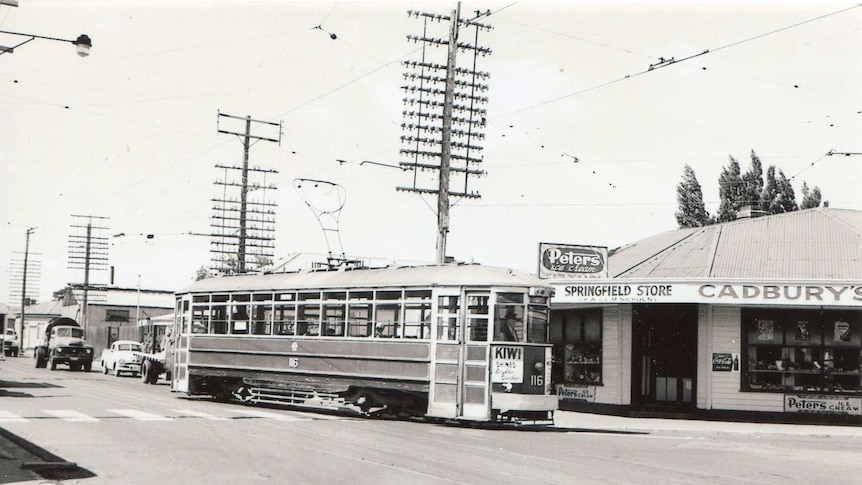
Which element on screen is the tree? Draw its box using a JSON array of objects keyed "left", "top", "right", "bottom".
[
  {"left": 741, "top": 150, "right": 763, "bottom": 209},
  {"left": 675, "top": 165, "right": 711, "bottom": 228},
  {"left": 776, "top": 169, "right": 798, "bottom": 213},
  {"left": 195, "top": 266, "right": 210, "bottom": 281},
  {"left": 762, "top": 166, "right": 798, "bottom": 214},
  {"left": 716, "top": 156, "right": 744, "bottom": 222},
  {"left": 800, "top": 182, "right": 822, "bottom": 209}
]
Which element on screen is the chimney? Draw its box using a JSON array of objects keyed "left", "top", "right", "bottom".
[{"left": 736, "top": 205, "right": 767, "bottom": 219}]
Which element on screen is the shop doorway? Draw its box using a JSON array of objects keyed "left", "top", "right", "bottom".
[{"left": 632, "top": 304, "right": 698, "bottom": 408}]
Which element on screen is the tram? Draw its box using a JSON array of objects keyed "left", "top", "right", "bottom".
[{"left": 169, "top": 264, "right": 557, "bottom": 423}]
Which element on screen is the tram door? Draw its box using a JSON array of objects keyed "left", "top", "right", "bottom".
[
  {"left": 428, "top": 290, "right": 492, "bottom": 420},
  {"left": 171, "top": 297, "right": 191, "bottom": 393}
]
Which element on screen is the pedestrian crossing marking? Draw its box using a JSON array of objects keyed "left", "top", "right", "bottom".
[
  {"left": 0, "top": 408, "right": 344, "bottom": 423},
  {"left": 0, "top": 410, "right": 28, "bottom": 423},
  {"left": 172, "top": 409, "right": 229, "bottom": 421},
  {"left": 44, "top": 410, "right": 99, "bottom": 423},
  {"left": 107, "top": 409, "right": 172, "bottom": 421}
]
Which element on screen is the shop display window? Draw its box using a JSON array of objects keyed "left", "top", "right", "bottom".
[
  {"left": 743, "top": 309, "right": 862, "bottom": 394},
  {"left": 550, "top": 309, "right": 602, "bottom": 385}
]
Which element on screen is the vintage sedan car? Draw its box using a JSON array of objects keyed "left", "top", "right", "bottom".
[{"left": 100, "top": 340, "right": 143, "bottom": 377}]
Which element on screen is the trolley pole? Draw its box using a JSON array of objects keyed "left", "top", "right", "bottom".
[{"left": 436, "top": 3, "right": 460, "bottom": 265}]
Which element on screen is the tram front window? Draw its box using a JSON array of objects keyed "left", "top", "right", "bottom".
[{"left": 527, "top": 302, "right": 550, "bottom": 343}]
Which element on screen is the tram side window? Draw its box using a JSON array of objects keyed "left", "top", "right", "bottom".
[
  {"left": 404, "top": 304, "right": 431, "bottom": 339},
  {"left": 211, "top": 295, "right": 229, "bottom": 335},
  {"left": 273, "top": 303, "right": 296, "bottom": 336},
  {"left": 375, "top": 303, "right": 401, "bottom": 338},
  {"left": 347, "top": 304, "right": 372, "bottom": 337},
  {"left": 323, "top": 304, "right": 346, "bottom": 337},
  {"left": 251, "top": 306, "right": 271, "bottom": 335},
  {"left": 231, "top": 294, "right": 251, "bottom": 335},
  {"left": 297, "top": 303, "right": 321, "bottom": 336},
  {"left": 192, "top": 307, "right": 210, "bottom": 334}
]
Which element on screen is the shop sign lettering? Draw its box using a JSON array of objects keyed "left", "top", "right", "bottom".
[
  {"left": 557, "top": 384, "right": 596, "bottom": 402},
  {"left": 784, "top": 395, "right": 862, "bottom": 415},
  {"left": 551, "top": 280, "right": 862, "bottom": 307},
  {"left": 539, "top": 243, "right": 608, "bottom": 279}
]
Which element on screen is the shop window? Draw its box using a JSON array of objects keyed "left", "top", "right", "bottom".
[
  {"left": 743, "top": 309, "right": 861, "bottom": 394},
  {"left": 551, "top": 309, "right": 602, "bottom": 385}
]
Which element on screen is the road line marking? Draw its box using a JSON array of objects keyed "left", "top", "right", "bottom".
[
  {"left": 229, "top": 409, "right": 307, "bottom": 421},
  {"left": 172, "top": 409, "right": 229, "bottom": 421},
  {"left": 44, "top": 410, "right": 99, "bottom": 423},
  {"left": 107, "top": 409, "right": 172, "bottom": 421},
  {"left": 0, "top": 410, "right": 28, "bottom": 423}
]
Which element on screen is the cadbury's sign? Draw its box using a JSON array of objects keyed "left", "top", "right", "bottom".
[{"left": 538, "top": 243, "right": 608, "bottom": 279}]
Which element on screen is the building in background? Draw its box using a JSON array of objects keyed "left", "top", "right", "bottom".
[{"left": 547, "top": 207, "right": 862, "bottom": 424}]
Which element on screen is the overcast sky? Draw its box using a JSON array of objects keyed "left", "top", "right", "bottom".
[{"left": 1, "top": 1, "right": 860, "bottom": 303}]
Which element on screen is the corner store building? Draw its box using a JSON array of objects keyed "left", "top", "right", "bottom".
[{"left": 546, "top": 208, "right": 862, "bottom": 423}]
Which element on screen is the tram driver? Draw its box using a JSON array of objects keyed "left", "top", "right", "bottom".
[{"left": 494, "top": 310, "right": 521, "bottom": 342}]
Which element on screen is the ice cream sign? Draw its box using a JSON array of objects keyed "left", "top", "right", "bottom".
[{"left": 539, "top": 243, "right": 608, "bottom": 279}]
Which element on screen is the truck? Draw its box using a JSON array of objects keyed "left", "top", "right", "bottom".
[
  {"left": 99, "top": 340, "right": 144, "bottom": 377},
  {"left": 34, "top": 317, "right": 94, "bottom": 372},
  {"left": 3, "top": 328, "right": 19, "bottom": 357},
  {"left": 134, "top": 315, "right": 173, "bottom": 384}
]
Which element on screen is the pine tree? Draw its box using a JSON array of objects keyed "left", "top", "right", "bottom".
[
  {"left": 716, "top": 156, "right": 744, "bottom": 222},
  {"left": 761, "top": 166, "right": 781, "bottom": 214},
  {"left": 776, "top": 169, "right": 798, "bottom": 213},
  {"left": 800, "top": 182, "right": 822, "bottom": 209},
  {"left": 741, "top": 150, "right": 763, "bottom": 209},
  {"left": 675, "top": 165, "right": 711, "bottom": 228}
]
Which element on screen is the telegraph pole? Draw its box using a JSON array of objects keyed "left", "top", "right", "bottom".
[
  {"left": 399, "top": 5, "right": 492, "bottom": 264},
  {"left": 18, "top": 227, "right": 34, "bottom": 351},
  {"left": 436, "top": 3, "right": 459, "bottom": 265},
  {"left": 214, "top": 111, "right": 281, "bottom": 274},
  {"left": 69, "top": 215, "right": 109, "bottom": 333}
]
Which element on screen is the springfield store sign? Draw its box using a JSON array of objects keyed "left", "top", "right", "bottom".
[{"left": 553, "top": 280, "right": 862, "bottom": 307}]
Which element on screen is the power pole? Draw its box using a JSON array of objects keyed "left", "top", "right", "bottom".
[
  {"left": 399, "top": 4, "right": 492, "bottom": 264},
  {"left": 213, "top": 111, "right": 281, "bottom": 274},
  {"left": 69, "top": 215, "right": 109, "bottom": 333},
  {"left": 17, "top": 227, "right": 34, "bottom": 351}
]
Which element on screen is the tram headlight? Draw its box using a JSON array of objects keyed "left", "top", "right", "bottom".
[{"left": 533, "top": 360, "right": 544, "bottom": 372}]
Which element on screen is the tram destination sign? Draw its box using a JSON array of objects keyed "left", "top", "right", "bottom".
[
  {"left": 538, "top": 243, "right": 608, "bottom": 279},
  {"left": 552, "top": 280, "right": 862, "bottom": 307}
]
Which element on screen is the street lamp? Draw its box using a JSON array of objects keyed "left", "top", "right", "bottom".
[{"left": 0, "top": 30, "right": 91, "bottom": 56}]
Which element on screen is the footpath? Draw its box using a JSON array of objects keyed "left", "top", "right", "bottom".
[{"left": 552, "top": 410, "right": 862, "bottom": 437}]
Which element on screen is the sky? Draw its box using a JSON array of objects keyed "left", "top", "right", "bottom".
[{"left": 1, "top": 1, "right": 860, "bottom": 303}]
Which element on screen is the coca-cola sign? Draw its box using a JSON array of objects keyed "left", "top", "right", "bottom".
[
  {"left": 712, "top": 353, "right": 733, "bottom": 372},
  {"left": 538, "top": 243, "right": 608, "bottom": 279}
]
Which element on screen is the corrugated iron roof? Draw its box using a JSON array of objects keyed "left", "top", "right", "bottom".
[{"left": 612, "top": 208, "right": 862, "bottom": 279}]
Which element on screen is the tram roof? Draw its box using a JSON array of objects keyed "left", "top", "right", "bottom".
[{"left": 178, "top": 264, "right": 549, "bottom": 294}]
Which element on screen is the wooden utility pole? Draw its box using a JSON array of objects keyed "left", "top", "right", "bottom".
[
  {"left": 437, "top": 3, "right": 460, "bottom": 265},
  {"left": 18, "top": 227, "right": 34, "bottom": 351},
  {"left": 400, "top": 4, "right": 491, "bottom": 265},
  {"left": 214, "top": 111, "right": 280, "bottom": 274}
]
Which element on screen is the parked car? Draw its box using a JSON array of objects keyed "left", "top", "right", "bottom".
[
  {"left": 100, "top": 340, "right": 143, "bottom": 377},
  {"left": 3, "top": 328, "right": 19, "bottom": 357}
]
